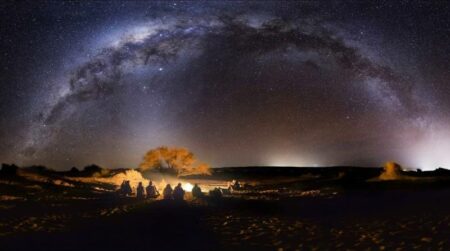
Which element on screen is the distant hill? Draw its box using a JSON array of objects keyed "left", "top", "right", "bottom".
[
  {"left": 2, "top": 164, "right": 450, "bottom": 182},
  {"left": 185, "top": 165, "right": 450, "bottom": 181},
  {"left": 184, "top": 166, "right": 383, "bottom": 180}
]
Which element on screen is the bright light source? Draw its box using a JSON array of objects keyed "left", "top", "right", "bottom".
[{"left": 182, "top": 182, "right": 194, "bottom": 192}]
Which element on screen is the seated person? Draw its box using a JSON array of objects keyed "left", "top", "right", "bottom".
[
  {"left": 136, "top": 182, "right": 145, "bottom": 199},
  {"left": 173, "top": 183, "right": 185, "bottom": 201},
  {"left": 163, "top": 184, "right": 173, "bottom": 200},
  {"left": 146, "top": 181, "right": 160, "bottom": 198},
  {"left": 192, "top": 184, "right": 203, "bottom": 198}
]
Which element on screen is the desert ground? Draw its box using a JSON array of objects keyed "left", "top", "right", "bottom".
[{"left": 1, "top": 164, "right": 450, "bottom": 250}]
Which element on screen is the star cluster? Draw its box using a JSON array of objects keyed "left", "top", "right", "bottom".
[{"left": 1, "top": 1, "right": 449, "bottom": 170}]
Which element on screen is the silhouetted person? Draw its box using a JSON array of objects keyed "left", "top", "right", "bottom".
[
  {"left": 125, "top": 181, "right": 132, "bottom": 195},
  {"left": 173, "top": 183, "right": 185, "bottom": 201},
  {"left": 209, "top": 187, "right": 223, "bottom": 198},
  {"left": 118, "top": 180, "right": 132, "bottom": 196},
  {"left": 192, "top": 184, "right": 203, "bottom": 198},
  {"left": 163, "top": 184, "right": 173, "bottom": 200},
  {"left": 146, "top": 181, "right": 159, "bottom": 198},
  {"left": 136, "top": 182, "right": 145, "bottom": 199},
  {"left": 229, "top": 180, "right": 241, "bottom": 191}
]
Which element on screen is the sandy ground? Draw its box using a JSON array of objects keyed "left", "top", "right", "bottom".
[
  {"left": 1, "top": 169, "right": 450, "bottom": 250},
  {"left": 1, "top": 187, "right": 450, "bottom": 250}
]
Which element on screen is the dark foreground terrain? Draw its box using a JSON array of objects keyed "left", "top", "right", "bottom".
[{"left": 1, "top": 165, "right": 450, "bottom": 250}]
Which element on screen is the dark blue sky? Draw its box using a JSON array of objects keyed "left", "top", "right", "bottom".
[{"left": 1, "top": 1, "right": 450, "bottom": 170}]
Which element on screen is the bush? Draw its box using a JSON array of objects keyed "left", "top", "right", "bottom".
[{"left": 1, "top": 164, "right": 19, "bottom": 176}]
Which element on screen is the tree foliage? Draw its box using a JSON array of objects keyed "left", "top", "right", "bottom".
[{"left": 139, "top": 146, "right": 211, "bottom": 176}]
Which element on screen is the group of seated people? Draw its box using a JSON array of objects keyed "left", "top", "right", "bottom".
[
  {"left": 137, "top": 181, "right": 160, "bottom": 199},
  {"left": 118, "top": 180, "right": 160, "bottom": 199},
  {"left": 162, "top": 183, "right": 204, "bottom": 200},
  {"left": 118, "top": 180, "right": 204, "bottom": 201},
  {"left": 117, "top": 180, "right": 133, "bottom": 196}
]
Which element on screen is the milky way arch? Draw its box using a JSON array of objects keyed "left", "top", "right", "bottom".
[{"left": 19, "top": 12, "right": 438, "bottom": 169}]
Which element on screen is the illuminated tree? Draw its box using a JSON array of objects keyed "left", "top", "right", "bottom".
[
  {"left": 139, "top": 146, "right": 211, "bottom": 176},
  {"left": 379, "top": 161, "right": 402, "bottom": 180}
]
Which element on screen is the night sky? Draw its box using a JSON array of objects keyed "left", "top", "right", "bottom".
[{"left": 1, "top": 1, "right": 450, "bottom": 170}]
